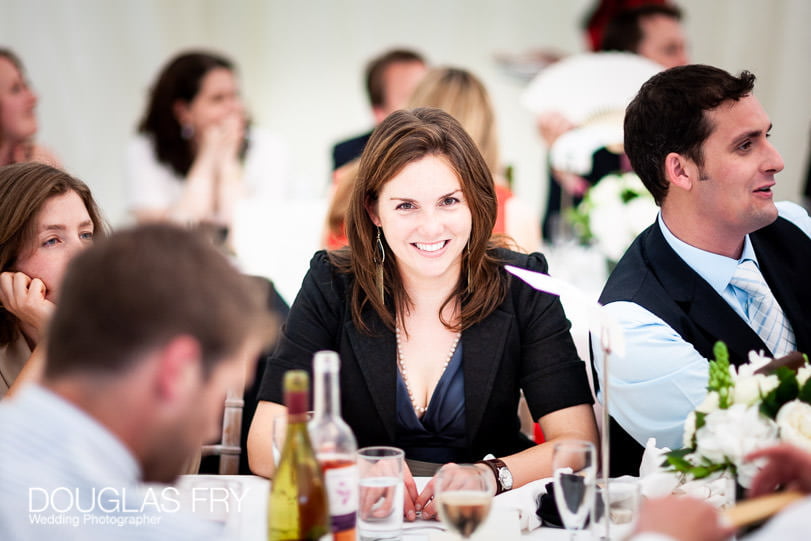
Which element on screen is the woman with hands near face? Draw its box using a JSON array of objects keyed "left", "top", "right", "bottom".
[
  {"left": 127, "top": 50, "right": 290, "bottom": 248},
  {"left": 0, "top": 163, "right": 106, "bottom": 398}
]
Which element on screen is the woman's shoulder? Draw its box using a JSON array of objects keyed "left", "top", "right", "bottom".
[
  {"left": 304, "top": 249, "right": 352, "bottom": 293},
  {"left": 489, "top": 247, "right": 549, "bottom": 274},
  {"left": 27, "top": 144, "right": 61, "bottom": 168}
]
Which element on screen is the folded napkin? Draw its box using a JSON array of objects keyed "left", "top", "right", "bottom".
[
  {"left": 638, "top": 437, "right": 681, "bottom": 498},
  {"left": 492, "top": 477, "right": 549, "bottom": 532},
  {"left": 638, "top": 437, "right": 734, "bottom": 507}
]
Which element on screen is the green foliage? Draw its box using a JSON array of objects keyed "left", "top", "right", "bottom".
[
  {"left": 662, "top": 448, "right": 727, "bottom": 479},
  {"left": 707, "top": 342, "right": 733, "bottom": 408},
  {"left": 799, "top": 378, "right": 811, "bottom": 405},
  {"left": 620, "top": 188, "right": 640, "bottom": 204},
  {"left": 760, "top": 367, "right": 800, "bottom": 419}
]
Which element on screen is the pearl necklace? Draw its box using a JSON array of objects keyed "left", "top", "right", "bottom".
[{"left": 395, "top": 326, "right": 462, "bottom": 416}]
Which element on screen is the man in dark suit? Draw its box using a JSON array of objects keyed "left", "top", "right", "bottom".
[
  {"left": 331, "top": 49, "right": 427, "bottom": 171},
  {"left": 591, "top": 65, "right": 811, "bottom": 475}
]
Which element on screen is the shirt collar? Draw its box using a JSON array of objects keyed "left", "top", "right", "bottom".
[{"left": 657, "top": 212, "right": 759, "bottom": 295}]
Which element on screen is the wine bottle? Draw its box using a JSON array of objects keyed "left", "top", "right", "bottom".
[
  {"left": 268, "top": 370, "right": 330, "bottom": 541},
  {"left": 309, "top": 351, "right": 358, "bottom": 541}
]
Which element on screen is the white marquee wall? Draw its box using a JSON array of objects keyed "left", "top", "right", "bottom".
[{"left": 3, "top": 0, "right": 810, "bottom": 228}]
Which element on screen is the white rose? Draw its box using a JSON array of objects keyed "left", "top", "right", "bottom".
[
  {"left": 732, "top": 376, "right": 760, "bottom": 406},
  {"left": 590, "top": 204, "right": 628, "bottom": 262},
  {"left": 694, "top": 404, "right": 779, "bottom": 487},
  {"left": 760, "top": 374, "right": 779, "bottom": 396},
  {"left": 733, "top": 374, "right": 779, "bottom": 406},
  {"left": 777, "top": 400, "right": 811, "bottom": 454},
  {"left": 797, "top": 366, "right": 811, "bottom": 388},
  {"left": 683, "top": 411, "right": 697, "bottom": 448},
  {"left": 625, "top": 197, "right": 658, "bottom": 238},
  {"left": 696, "top": 391, "right": 720, "bottom": 414},
  {"left": 739, "top": 350, "right": 772, "bottom": 377}
]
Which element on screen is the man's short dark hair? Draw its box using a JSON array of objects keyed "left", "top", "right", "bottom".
[
  {"left": 624, "top": 64, "right": 756, "bottom": 204},
  {"left": 365, "top": 49, "right": 425, "bottom": 108},
  {"left": 46, "top": 224, "right": 272, "bottom": 379},
  {"left": 601, "top": 4, "right": 683, "bottom": 53}
]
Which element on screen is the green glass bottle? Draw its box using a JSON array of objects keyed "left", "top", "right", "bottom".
[{"left": 268, "top": 370, "right": 330, "bottom": 540}]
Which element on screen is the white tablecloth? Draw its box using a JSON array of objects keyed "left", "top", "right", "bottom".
[{"left": 175, "top": 474, "right": 582, "bottom": 540}]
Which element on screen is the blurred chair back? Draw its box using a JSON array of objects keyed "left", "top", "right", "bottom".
[{"left": 201, "top": 387, "right": 245, "bottom": 475}]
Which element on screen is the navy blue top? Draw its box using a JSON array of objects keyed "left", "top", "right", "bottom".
[{"left": 395, "top": 343, "right": 466, "bottom": 464}]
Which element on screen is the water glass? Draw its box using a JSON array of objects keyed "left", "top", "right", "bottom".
[
  {"left": 357, "top": 446, "right": 405, "bottom": 541},
  {"left": 591, "top": 479, "right": 640, "bottom": 541},
  {"left": 552, "top": 440, "right": 596, "bottom": 538}
]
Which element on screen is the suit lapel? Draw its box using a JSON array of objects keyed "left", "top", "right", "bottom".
[
  {"left": 462, "top": 309, "right": 512, "bottom": 445},
  {"left": 643, "top": 226, "right": 769, "bottom": 363},
  {"left": 344, "top": 315, "right": 398, "bottom": 441}
]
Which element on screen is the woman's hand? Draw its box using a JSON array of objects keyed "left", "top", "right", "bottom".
[
  {"left": 359, "top": 457, "right": 417, "bottom": 522},
  {"left": 198, "top": 111, "right": 246, "bottom": 167},
  {"left": 215, "top": 111, "right": 246, "bottom": 164},
  {"left": 416, "top": 462, "right": 496, "bottom": 520},
  {"left": 537, "top": 111, "right": 576, "bottom": 147},
  {"left": 0, "top": 271, "right": 55, "bottom": 345},
  {"left": 402, "top": 462, "right": 419, "bottom": 521}
]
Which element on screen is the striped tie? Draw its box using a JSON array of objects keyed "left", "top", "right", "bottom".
[{"left": 729, "top": 259, "right": 796, "bottom": 357}]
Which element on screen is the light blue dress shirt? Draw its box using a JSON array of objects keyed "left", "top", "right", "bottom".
[
  {"left": 0, "top": 385, "right": 225, "bottom": 540},
  {"left": 593, "top": 201, "right": 811, "bottom": 450}
]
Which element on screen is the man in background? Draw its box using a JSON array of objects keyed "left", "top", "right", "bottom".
[
  {"left": 600, "top": 3, "right": 688, "bottom": 69},
  {"left": 0, "top": 224, "right": 273, "bottom": 540},
  {"left": 331, "top": 48, "right": 427, "bottom": 170},
  {"left": 541, "top": 2, "right": 689, "bottom": 241}
]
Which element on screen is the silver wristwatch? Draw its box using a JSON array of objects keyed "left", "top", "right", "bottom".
[{"left": 477, "top": 458, "right": 513, "bottom": 494}]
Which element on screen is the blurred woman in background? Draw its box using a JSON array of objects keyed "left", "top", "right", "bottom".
[
  {"left": 127, "top": 50, "right": 290, "bottom": 248},
  {"left": 0, "top": 49, "right": 59, "bottom": 167}
]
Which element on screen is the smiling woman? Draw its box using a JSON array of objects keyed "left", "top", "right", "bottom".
[
  {"left": 0, "top": 163, "right": 107, "bottom": 398},
  {"left": 248, "top": 107, "right": 598, "bottom": 522}
]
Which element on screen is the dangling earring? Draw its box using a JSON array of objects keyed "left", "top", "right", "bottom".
[
  {"left": 466, "top": 242, "right": 472, "bottom": 295},
  {"left": 374, "top": 227, "right": 386, "bottom": 303},
  {"left": 181, "top": 123, "right": 194, "bottom": 140}
]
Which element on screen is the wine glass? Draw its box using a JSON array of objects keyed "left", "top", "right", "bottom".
[
  {"left": 435, "top": 464, "right": 494, "bottom": 539},
  {"left": 591, "top": 479, "right": 640, "bottom": 541},
  {"left": 553, "top": 440, "right": 596, "bottom": 539}
]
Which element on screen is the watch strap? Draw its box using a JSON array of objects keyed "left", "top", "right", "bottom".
[{"left": 476, "top": 458, "right": 511, "bottom": 495}]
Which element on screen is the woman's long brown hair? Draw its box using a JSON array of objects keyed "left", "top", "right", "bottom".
[
  {"left": 330, "top": 107, "right": 509, "bottom": 334},
  {"left": 0, "top": 163, "right": 107, "bottom": 345}
]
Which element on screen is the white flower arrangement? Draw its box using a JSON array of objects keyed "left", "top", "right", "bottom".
[
  {"left": 666, "top": 343, "right": 811, "bottom": 488},
  {"left": 567, "top": 172, "right": 658, "bottom": 263}
]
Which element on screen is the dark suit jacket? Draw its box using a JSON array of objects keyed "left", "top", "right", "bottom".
[
  {"left": 257, "top": 249, "right": 593, "bottom": 462},
  {"left": 332, "top": 130, "right": 373, "bottom": 171},
  {"left": 594, "top": 216, "right": 811, "bottom": 476}
]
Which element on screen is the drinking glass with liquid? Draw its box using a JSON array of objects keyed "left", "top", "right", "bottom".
[
  {"left": 552, "top": 440, "right": 596, "bottom": 540},
  {"left": 357, "top": 446, "right": 405, "bottom": 541},
  {"left": 435, "top": 464, "right": 494, "bottom": 539}
]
